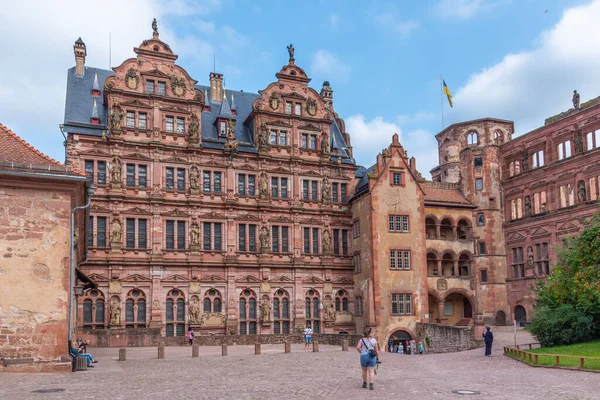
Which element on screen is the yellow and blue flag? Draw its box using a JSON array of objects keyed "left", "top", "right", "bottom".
[{"left": 443, "top": 80, "right": 453, "bottom": 108}]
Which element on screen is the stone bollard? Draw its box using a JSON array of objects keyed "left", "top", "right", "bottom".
[
  {"left": 192, "top": 344, "right": 199, "bottom": 358},
  {"left": 285, "top": 342, "right": 291, "bottom": 353},
  {"left": 222, "top": 344, "right": 228, "bottom": 356},
  {"left": 118, "top": 348, "right": 127, "bottom": 361},
  {"left": 313, "top": 341, "right": 319, "bottom": 352},
  {"left": 255, "top": 343, "right": 261, "bottom": 355},
  {"left": 158, "top": 345, "right": 165, "bottom": 359},
  {"left": 342, "top": 340, "right": 349, "bottom": 352}
]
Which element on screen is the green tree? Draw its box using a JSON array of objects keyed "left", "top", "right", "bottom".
[{"left": 527, "top": 214, "right": 600, "bottom": 347}]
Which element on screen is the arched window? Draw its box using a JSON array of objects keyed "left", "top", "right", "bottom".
[
  {"left": 273, "top": 289, "right": 290, "bottom": 334},
  {"left": 467, "top": 131, "right": 478, "bottom": 145},
  {"left": 494, "top": 130, "right": 503, "bottom": 144},
  {"left": 459, "top": 253, "right": 471, "bottom": 276},
  {"left": 166, "top": 289, "right": 185, "bottom": 337},
  {"left": 427, "top": 252, "right": 439, "bottom": 276},
  {"left": 82, "top": 289, "right": 105, "bottom": 329},
  {"left": 335, "top": 290, "right": 350, "bottom": 312},
  {"left": 203, "top": 289, "right": 223, "bottom": 313},
  {"left": 239, "top": 289, "right": 257, "bottom": 335},
  {"left": 440, "top": 218, "right": 453, "bottom": 240},
  {"left": 425, "top": 217, "right": 437, "bottom": 239},
  {"left": 305, "top": 289, "right": 320, "bottom": 333},
  {"left": 457, "top": 219, "right": 471, "bottom": 240},
  {"left": 125, "top": 288, "right": 146, "bottom": 328},
  {"left": 442, "top": 253, "right": 454, "bottom": 277}
]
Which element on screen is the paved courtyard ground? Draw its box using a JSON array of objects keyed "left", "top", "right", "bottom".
[{"left": 1, "top": 327, "right": 599, "bottom": 399}]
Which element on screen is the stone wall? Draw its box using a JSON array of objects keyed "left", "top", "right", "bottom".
[{"left": 416, "top": 323, "right": 482, "bottom": 353}]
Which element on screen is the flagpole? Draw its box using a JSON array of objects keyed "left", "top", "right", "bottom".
[{"left": 440, "top": 74, "right": 445, "bottom": 129}]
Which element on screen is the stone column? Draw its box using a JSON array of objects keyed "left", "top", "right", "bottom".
[
  {"left": 436, "top": 260, "right": 442, "bottom": 276},
  {"left": 452, "top": 226, "right": 457, "bottom": 240},
  {"left": 222, "top": 344, "right": 228, "bottom": 356},
  {"left": 435, "top": 224, "right": 441, "bottom": 239},
  {"left": 453, "top": 260, "right": 459, "bottom": 277},
  {"left": 255, "top": 343, "right": 261, "bottom": 355}
]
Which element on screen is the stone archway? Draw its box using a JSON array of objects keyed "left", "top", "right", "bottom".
[
  {"left": 495, "top": 310, "right": 507, "bottom": 326},
  {"left": 388, "top": 329, "right": 414, "bottom": 353},
  {"left": 515, "top": 305, "right": 527, "bottom": 322}
]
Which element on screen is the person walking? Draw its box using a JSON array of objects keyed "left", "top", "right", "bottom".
[
  {"left": 356, "top": 327, "right": 380, "bottom": 391},
  {"left": 483, "top": 326, "right": 494, "bottom": 356},
  {"left": 187, "top": 327, "right": 195, "bottom": 346},
  {"left": 303, "top": 324, "right": 313, "bottom": 350}
]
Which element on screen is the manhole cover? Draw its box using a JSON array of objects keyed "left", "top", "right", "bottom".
[
  {"left": 32, "top": 389, "right": 66, "bottom": 394},
  {"left": 452, "top": 390, "right": 481, "bottom": 395}
]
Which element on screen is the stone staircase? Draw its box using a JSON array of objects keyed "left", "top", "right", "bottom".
[{"left": 455, "top": 318, "right": 472, "bottom": 327}]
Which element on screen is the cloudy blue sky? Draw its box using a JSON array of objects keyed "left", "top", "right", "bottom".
[{"left": 1, "top": 0, "right": 599, "bottom": 177}]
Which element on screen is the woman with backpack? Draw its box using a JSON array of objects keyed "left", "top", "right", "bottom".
[{"left": 356, "top": 327, "right": 380, "bottom": 390}]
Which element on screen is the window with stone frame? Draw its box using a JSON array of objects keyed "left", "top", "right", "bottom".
[
  {"left": 388, "top": 215, "right": 409, "bottom": 232},
  {"left": 390, "top": 249, "right": 411, "bottom": 270},
  {"left": 271, "top": 177, "right": 289, "bottom": 198},
  {"left": 237, "top": 173, "right": 256, "bottom": 196},
  {"left": 126, "top": 111, "right": 135, "bottom": 128},
  {"left": 559, "top": 184, "right": 575, "bottom": 208},
  {"left": 88, "top": 216, "right": 107, "bottom": 248},
  {"left": 480, "top": 270, "right": 488, "bottom": 283},
  {"left": 176, "top": 117, "right": 185, "bottom": 134},
  {"left": 166, "top": 289, "right": 185, "bottom": 336},
  {"left": 305, "top": 289, "right": 320, "bottom": 333},
  {"left": 535, "top": 242, "right": 550, "bottom": 276},
  {"left": 84, "top": 160, "right": 107, "bottom": 185},
  {"left": 138, "top": 112, "right": 147, "bottom": 129},
  {"left": 335, "top": 290, "right": 350, "bottom": 312},
  {"left": 269, "top": 130, "right": 277, "bottom": 145},
  {"left": 475, "top": 178, "right": 483, "bottom": 191},
  {"left": 474, "top": 156, "right": 483, "bottom": 167},
  {"left": 302, "top": 227, "right": 320, "bottom": 255},
  {"left": 239, "top": 289, "right": 257, "bottom": 335},
  {"left": 238, "top": 223, "right": 257, "bottom": 252},
  {"left": 509, "top": 160, "right": 521, "bottom": 177},
  {"left": 145, "top": 80, "right": 155, "bottom": 94},
  {"left": 203, "top": 289, "right": 222, "bottom": 313},
  {"left": 202, "top": 222, "right": 223, "bottom": 251},
  {"left": 285, "top": 102, "right": 292, "bottom": 114},
  {"left": 477, "top": 212, "right": 485, "bottom": 226},
  {"left": 310, "top": 135, "right": 317, "bottom": 150},
  {"left": 510, "top": 198, "right": 523, "bottom": 220},
  {"left": 165, "top": 167, "right": 174, "bottom": 190},
  {"left": 125, "top": 289, "right": 146, "bottom": 328},
  {"left": 302, "top": 179, "right": 319, "bottom": 201},
  {"left": 294, "top": 103, "right": 302, "bottom": 115},
  {"left": 467, "top": 131, "right": 478, "bottom": 145},
  {"left": 511, "top": 247, "right": 525, "bottom": 278},
  {"left": 158, "top": 81, "right": 166, "bottom": 96},
  {"left": 493, "top": 130, "right": 504, "bottom": 144},
  {"left": 332, "top": 229, "right": 349, "bottom": 255},
  {"left": 273, "top": 289, "right": 290, "bottom": 334},
  {"left": 479, "top": 241, "right": 487, "bottom": 255},
  {"left": 391, "top": 293, "right": 412, "bottom": 315},
  {"left": 165, "top": 220, "right": 186, "bottom": 250},
  {"left": 557, "top": 140, "right": 572, "bottom": 160},
  {"left": 355, "top": 296, "right": 363, "bottom": 316},
  {"left": 125, "top": 218, "right": 148, "bottom": 249},
  {"left": 126, "top": 163, "right": 148, "bottom": 188},
  {"left": 270, "top": 225, "right": 290, "bottom": 253},
  {"left": 532, "top": 150, "right": 545, "bottom": 168},
  {"left": 165, "top": 115, "right": 174, "bottom": 132},
  {"left": 82, "top": 289, "right": 105, "bottom": 329},
  {"left": 586, "top": 130, "right": 600, "bottom": 150},
  {"left": 353, "top": 253, "right": 361, "bottom": 274},
  {"left": 533, "top": 191, "right": 547, "bottom": 214}
]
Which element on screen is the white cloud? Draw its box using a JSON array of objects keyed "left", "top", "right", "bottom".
[
  {"left": 433, "top": 0, "right": 484, "bottom": 20},
  {"left": 375, "top": 14, "right": 419, "bottom": 38},
  {"left": 452, "top": 0, "right": 600, "bottom": 135},
  {"left": 396, "top": 112, "right": 437, "bottom": 125},
  {"left": 311, "top": 50, "right": 351, "bottom": 83},
  {"left": 329, "top": 13, "right": 340, "bottom": 31},
  {"left": 346, "top": 115, "right": 403, "bottom": 167}
]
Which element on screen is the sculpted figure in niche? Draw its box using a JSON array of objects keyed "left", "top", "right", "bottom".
[
  {"left": 322, "top": 229, "right": 332, "bottom": 252},
  {"left": 524, "top": 196, "right": 532, "bottom": 216},
  {"left": 522, "top": 152, "right": 529, "bottom": 171},
  {"left": 527, "top": 246, "right": 534, "bottom": 269},
  {"left": 321, "top": 177, "right": 331, "bottom": 201},
  {"left": 578, "top": 181, "right": 586, "bottom": 202},
  {"left": 573, "top": 90, "right": 581, "bottom": 109},
  {"left": 320, "top": 133, "right": 330, "bottom": 157},
  {"left": 259, "top": 171, "right": 269, "bottom": 199},
  {"left": 189, "top": 299, "right": 200, "bottom": 324},
  {"left": 110, "top": 218, "right": 122, "bottom": 243},
  {"left": 259, "top": 226, "right": 270, "bottom": 250},
  {"left": 324, "top": 298, "right": 335, "bottom": 320},
  {"left": 260, "top": 298, "right": 271, "bottom": 322},
  {"left": 190, "top": 223, "right": 200, "bottom": 245},
  {"left": 111, "top": 155, "right": 122, "bottom": 184},
  {"left": 258, "top": 124, "right": 268, "bottom": 148},
  {"left": 110, "top": 106, "right": 123, "bottom": 131},
  {"left": 109, "top": 298, "right": 121, "bottom": 326},
  {"left": 189, "top": 116, "right": 199, "bottom": 139},
  {"left": 190, "top": 165, "right": 200, "bottom": 190}
]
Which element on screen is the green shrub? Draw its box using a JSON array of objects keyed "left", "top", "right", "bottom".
[{"left": 526, "top": 304, "right": 595, "bottom": 348}]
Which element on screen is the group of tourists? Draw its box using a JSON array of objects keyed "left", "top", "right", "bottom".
[
  {"left": 387, "top": 339, "right": 424, "bottom": 355},
  {"left": 70, "top": 338, "right": 98, "bottom": 367}
]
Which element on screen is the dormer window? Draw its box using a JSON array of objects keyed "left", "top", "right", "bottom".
[
  {"left": 158, "top": 82, "right": 167, "bottom": 96},
  {"left": 92, "top": 89, "right": 101, "bottom": 97},
  {"left": 294, "top": 104, "right": 302, "bottom": 115},
  {"left": 219, "top": 121, "right": 226, "bottom": 137},
  {"left": 285, "top": 102, "right": 292, "bottom": 114},
  {"left": 146, "top": 80, "right": 155, "bottom": 94}
]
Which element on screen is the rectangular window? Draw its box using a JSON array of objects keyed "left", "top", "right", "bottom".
[
  {"left": 165, "top": 167, "right": 174, "bottom": 190},
  {"left": 97, "top": 161, "right": 106, "bottom": 185},
  {"left": 203, "top": 222, "right": 211, "bottom": 251},
  {"left": 281, "top": 226, "right": 289, "bottom": 253},
  {"left": 214, "top": 223, "right": 222, "bottom": 251},
  {"left": 557, "top": 141, "right": 572, "bottom": 160},
  {"left": 281, "top": 178, "right": 288, "bottom": 198},
  {"left": 249, "top": 224, "right": 256, "bottom": 252},
  {"left": 272, "top": 226, "right": 279, "bottom": 253},
  {"left": 126, "top": 218, "right": 135, "bottom": 248},
  {"left": 138, "top": 113, "right": 147, "bottom": 129},
  {"left": 389, "top": 215, "right": 409, "bottom": 232},
  {"left": 248, "top": 175, "right": 256, "bottom": 196},
  {"left": 166, "top": 220, "right": 175, "bottom": 249},
  {"left": 475, "top": 178, "right": 483, "bottom": 191},
  {"left": 342, "top": 230, "right": 349, "bottom": 255},
  {"left": 443, "top": 301, "right": 453, "bottom": 316},
  {"left": 355, "top": 296, "right": 363, "bottom": 316},
  {"left": 532, "top": 150, "right": 545, "bottom": 168},
  {"left": 213, "top": 172, "right": 222, "bottom": 193},
  {"left": 474, "top": 157, "right": 483, "bottom": 167},
  {"left": 177, "top": 168, "right": 185, "bottom": 191},
  {"left": 341, "top": 184, "right": 347, "bottom": 203},
  {"left": 219, "top": 121, "right": 226, "bottom": 137},
  {"left": 477, "top": 212, "right": 485, "bottom": 226},
  {"left": 238, "top": 174, "right": 246, "bottom": 196},
  {"left": 138, "top": 219, "right": 147, "bottom": 249},
  {"left": 480, "top": 270, "right": 488, "bottom": 283},
  {"left": 301, "top": 134, "right": 308, "bottom": 148},
  {"left": 303, "top": 180, "right": 309, "bottom": 200},
  {"left": 176, "top": 117, "right": 185, "bottom": 134},
  {"left": 126, "top": 111, "right": 135, "bottom": 128},
  {"left": 137, "top": 165, "right": 147, "bottom": 188},
  {"left": 166, "top": 116, "right": 174, "bottom": 132},
  {"left": 391, "top": 293, "right": 412, "bottom": 315},
  {"left": 311, "top": 180, "right": 318, "bottom": 201},
  {"left": 177, "top": 221, "right": 185, "bottom": 250},
  {"left": 333, "top": 229, "right": 340, "bottom": 255},
  {"left": 158, "top": 81, "right": 166, "bottom": 96},
  {"left": 390, "top": 250, "right": 411, "bottom": 270},
  {"left": 279, "top": 131, "right": 287, "bottom": 146},
  {"left": 126, "top": 164, "right": 135, "bottom": 187},
  {"left": 271, "top": 177, "right": 279, "bottom": 198},
  {"left": 85, "top": 160, "right": 94, "bottom": 182},
  {"left": 479, "top": 242, "right": 487, "bottom": 255},
  {"left": 203, "top": 171, "right": 211, "bottom": 192},
  {"left": 332, "top": 183, "right": 339, "bottom": 203},
  {"left": 310, "top": 135, "right": 317, "bottom": 150},
  {"left": 312, "top": 228, "right": 319, "bottom": 254},
  {"left": 285, "top": 102, "right": 292, "bottom": 114},
  {"left": 303, "top": 227, "right": 310, "bottom": 254},
  {"left": 239, "top": 224, "right": 246, "bottom": 252},
  {"left": 269, "top": 130, "right": 277, "bottom": 145},
  {"left": 145, "top": 80, "right": 155, "bottom": 94},
  {"left": 393, "top": 173, "right": 401, "bottom": 185},
  {"left": 353, "top": 254, "right": 361, "bottom": 274},
  {"left": 294, "top": 104, "right": 301, "bottom": 115},
  {"left": 87, "top": 216, "right": 94, "bottom": 247},
  {"left": 97, "top": 217, "right": 106, "bottom": 248}
]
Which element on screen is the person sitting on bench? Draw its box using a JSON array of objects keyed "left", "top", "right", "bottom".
[{"left": 70, "top": 341, "right": 94, "bottom": 367}]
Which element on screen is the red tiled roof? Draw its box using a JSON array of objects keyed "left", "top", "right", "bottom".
[
  {"left": 0, "top": 123, "right": 85, "bottom": 177},
  {"left": 424, "top": 186, "right": 474, "bottom": 206}
]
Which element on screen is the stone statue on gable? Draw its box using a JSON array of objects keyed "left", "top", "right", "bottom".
[
  {"left": 573, "top": 90, "right": 580, "bottom": 109},
  {"left": 287, "top": 44, "right": 295, "bottom": 61}
]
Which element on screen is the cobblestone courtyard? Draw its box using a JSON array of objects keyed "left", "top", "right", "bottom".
[{"left": 1, "top": 327, "right": 599, "bottom": 400}]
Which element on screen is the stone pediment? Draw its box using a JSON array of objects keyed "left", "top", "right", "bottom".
[
  {"left": 332, "top": 277, "right": 354, "bottom": 284},
  {"left": 270, "top": 275, "right": 294, "bottom": 283},
  {"left": 507, "top": 232, "right": 527, "bottom": 242},
  {"left": 90, "top": 203, "right": 111, "bottom": 213},
  {"left": 529, "top": 180, "right": 547, "bottom": 190},
  {"left": 267, "top": 120, "right": 292, "bottom": 128},
  {"left": 123, "top": 152, "right": 152, "bottom": 161},
  {"left": 531, "top": 227, "right": 552, "bottom": 237},
  {"left": 161, "top": 208, "right": 190, "bottom": 217},
  {"left": 161, "top": 156, "right": 188, "bottom": 164},
  {"left": 556, "top": 171, "right": 576, "bottom": 181},
  {"left": 298, "top": 123, "right": 320, "bottom": 131},
  {"left": 79, "top": 148, "right": 111, "bottom": 157},
  {"left": 120, "top": 99, "right": 152, "bottom": 109},
  {"left": 235, "top": 214, "right": 261, "bottom": 222},
  {"left": 123, "top": 206, "right": 151, "bottom": 216},
  {"left": 557, "top": 221, "right": 580, "bottom": 233},
  {"left": 268, "top": 215, "right": 293, "bottom": 223},
  {"left": 303, "top": 170, "right": 321, "bottom": 177},
  {"left": 281, "top": 92, "right": 307, "bottom": 100},
  {"left": 163, "top": 274, "right": 189, "bottom": 283},
  {"left": 303, "top": 276, "right": 324, "bottom": 284},
  {"left": 200, "top": 275, "right": 226, "bottom": 283},
  {"left": 201, "top": 158, "right": 227, "bottom": 168},
  {"left": 141, "top": 68, "right": 171, "bottom": 79},
  {"left": 331, "top": 220, "right": 353, "bottom": 227},
  {"left": 268, "top": 166, "right": 291, "bottom": 174},
  {"left": 236, "top": 275, "right": 262, "bottom": 283},
  {"left": 237, "top": 162, "right": 257, "bottom": 171},
  {"left": 121, "top": 274, "right": 152, "bottom": 282},
  {"left": 160, "top": 105, "right": 190, "bottom": 114},
  {"left": 198, "top": 211, "right": 226, "bottom": 220},
  {"left": 300, "top": 218, "right": 322, "bottom": 225},
  {"left": 584, "top": 162, "right": 600, "bottom": 172},
  {"left": 86, "top": 273, "right": 109, "bottom": 282}
]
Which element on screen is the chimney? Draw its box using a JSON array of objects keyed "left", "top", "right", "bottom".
[
  {"left": 74, "top": 37, "right": 87, "bottom": 76},
  {"left": 209, "top": 72, "right": 223, "bottom": 103},
  {"left": 320, "top": 81, "right": 333, "bottom": 108}
]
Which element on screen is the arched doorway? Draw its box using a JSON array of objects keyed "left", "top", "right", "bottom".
[
  {"left": 495, "top": 310, "right": 507, "bottom": 326},
  {"left": 514, "top": 305, "right": 527, "bottom": 322},
  {"left": 444, "top": 292, "right": 474, "bottom": 326},
  {"left": 389, "top": 329, "right": 413, "bottom": 353}
]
